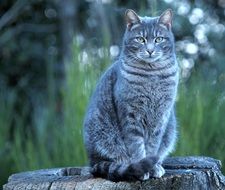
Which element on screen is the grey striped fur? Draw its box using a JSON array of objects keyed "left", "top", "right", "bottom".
[{"left": 83, "top": 9, "right": 179, "bottom": 181}]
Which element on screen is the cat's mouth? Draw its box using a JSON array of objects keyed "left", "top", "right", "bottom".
[
  {"left": 148, "top": 51, "right": 163, "bottom": 59},
  {"left": 137, "top": 51, "right": 163, "bottom": 63}
]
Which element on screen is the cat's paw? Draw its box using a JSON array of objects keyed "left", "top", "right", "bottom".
[
  {"left": 142, "top": 172, "right": 150, "bottom": 180},
  {"left": 152, "top": 164, "right": 165, "bottom": 178}
]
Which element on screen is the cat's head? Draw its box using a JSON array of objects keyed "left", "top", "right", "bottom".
[{"left": 122, "top": 9, "right": 174, "bottom": 64}]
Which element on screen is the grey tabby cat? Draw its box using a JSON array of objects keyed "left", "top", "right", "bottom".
[{"left": 83, "top": 9, "right": 179, "bottom": 182}]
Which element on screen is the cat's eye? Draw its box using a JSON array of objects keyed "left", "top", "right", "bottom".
[
  {"left": 155, "top": 37, "right": 164, "bottom": 43},
  {"left": 136, "top": 36, "right": 146, "bottom": 43}
]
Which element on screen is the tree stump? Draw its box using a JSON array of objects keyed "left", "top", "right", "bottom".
[{"left": 3, "top": 156, "right": 225, "bottom": 190}]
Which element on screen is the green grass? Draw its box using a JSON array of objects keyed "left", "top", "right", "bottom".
[
  {"left": 0, "top": 41, "right": 225, "bottom": 187},
  {"left": 8, "top": 42, "right": 95, "bottom": 171},
  {"left": 175, "top": 75, "right": 225, "bottom": 167}
]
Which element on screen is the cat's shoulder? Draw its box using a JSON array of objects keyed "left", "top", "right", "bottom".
[{"left": 102, "top": 60, "right": 119, "bottom": 78}]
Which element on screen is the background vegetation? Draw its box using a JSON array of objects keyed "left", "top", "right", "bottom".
[{"left": 1, "top": 0, "right": 225, "bottom": 187}]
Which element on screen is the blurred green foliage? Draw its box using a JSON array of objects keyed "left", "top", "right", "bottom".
[
  {"left": 1, "top": 0, "right": 225, "bottom": 187},
  {"left": 176, "top": 74, "right": 225, "bottom": 159}
]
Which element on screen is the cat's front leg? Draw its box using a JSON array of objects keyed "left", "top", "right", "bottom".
[
  {"left": 151, "top": 109, "right": 177, "bottom": 178},
  {"left": 157, "top": 109, "right": 177, "bottom": 163},
  {"left": 120, "top": 112, "right": 146, "bottom": 160},
  {"left": 124, "top": 135, "right": 151, "bottom": 181},
  {"left": 151, "top": 163, "right": 165, "bottom": 178},
  {"left": 122, "top": 120, "right": 150, "bottom": 180},
  {"left": 124, "top": 133, "right": 146, "bottom": 161}
]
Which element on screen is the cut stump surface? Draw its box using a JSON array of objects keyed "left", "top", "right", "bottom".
[{"left": 3, "top": 156, "right": 225, "bottom": 190}]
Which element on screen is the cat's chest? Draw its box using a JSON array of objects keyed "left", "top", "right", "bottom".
[
  {"left": 114, "top": 75, "right": 177, "bottom": 125},
  {"left": 116, "top": 76, "right": 175, "bottom": 102}
]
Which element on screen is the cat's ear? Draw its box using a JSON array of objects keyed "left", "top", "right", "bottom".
[
  {"left": 125, "top": 9, "right": 141, "bottom": 30},
  {"left": 158, "top": 9, "right": 173, "bottom": 30}
]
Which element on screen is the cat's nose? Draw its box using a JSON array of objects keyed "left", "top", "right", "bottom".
[
  {"left": 146, "top": 44, "right": 154, "bottom": 56},
  {"left": 147, "top": 50, "right": 154, "bottom": 55}
]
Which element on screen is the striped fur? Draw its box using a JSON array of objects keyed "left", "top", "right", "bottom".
[
  {"left": 83, "top": 9, "right": 179, "bottom": 181},
  {"left": 92, "top": 156, "right": 158, "bottom": 182}
]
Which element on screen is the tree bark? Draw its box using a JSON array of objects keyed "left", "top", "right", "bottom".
[{"left": 3, "top": 156, "right": 225, "bottom": 190}]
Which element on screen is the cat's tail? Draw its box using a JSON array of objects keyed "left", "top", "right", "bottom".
[{"left": 91, "top": 156, "right": 158, "bottom": 182}]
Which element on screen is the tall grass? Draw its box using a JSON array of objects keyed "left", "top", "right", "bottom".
[
  {"left": 175, "top": 74, "right": 225, "bottom": 166},
  {"left": 0, "top": 90, "right": 16, "bottom": 185},
  {"left": 0, "top": 40, "right": 225, "bottom": 187},
  {"left": 9, "top": 42, "right": 97, "bottom": 170},
  {"left": 0, "top": 42, "right": 90, "bottom": 186}
]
